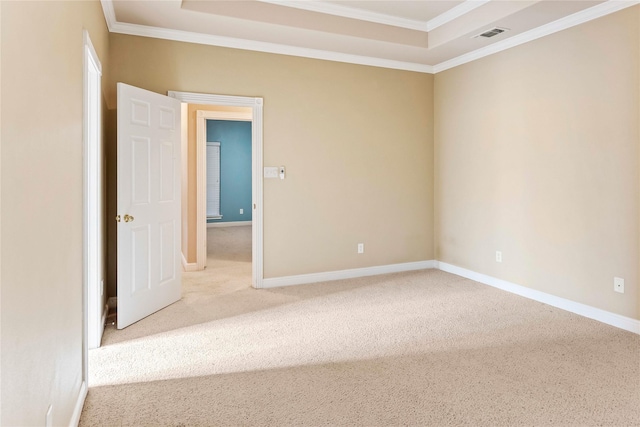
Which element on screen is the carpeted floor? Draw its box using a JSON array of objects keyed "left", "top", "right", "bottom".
[{"left": 81, "top": 226, "right": 640, "bottom": 426}]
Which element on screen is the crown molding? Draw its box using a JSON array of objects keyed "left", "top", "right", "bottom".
[
  {"left": 256, "top": 0, "right": 429, "bottom": 31},
  {"left": 433, "top": 0, "right": 640, "bottom": 73},
  {"left": 100, "top": 0, "right": 116, "bottom": 30},
  {"left": 426, "top": 0, "right": 492, "bottom": 31},
  {"left": 109, "top": 21, "right": 435, "bottom": 74}
]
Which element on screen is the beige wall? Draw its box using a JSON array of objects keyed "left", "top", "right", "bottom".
[
  {"left": 108, "top": 35, "right": 435, "bottom": 279},
  {"left": 435, "top": 6, "right": 640, "bottom": 319},
  {"left": 0, "top": 1, "right": 109, "bottom": 425}
]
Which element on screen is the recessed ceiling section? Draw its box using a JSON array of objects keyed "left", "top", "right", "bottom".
[
  {"left": 112, "top": 0, "right": 433, "bottom": 65},
  {"left": 327, "top": 1, "right": 465, "bottom": 22},
  {"left": 424, "top": 0, "right": 606, "bottom": 65},
  {"left": 181, "top": 0, "right": 429, "bottom": 48},
  {"left": 427, "top": 0, "right": 538, "bottom": 48},
  {"left": 106, "top": 0, "right": 637, "bottom": 73}
]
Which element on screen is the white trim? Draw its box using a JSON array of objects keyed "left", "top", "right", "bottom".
[
  {"left": 171, "top": 92, "right": 261, "bottom": 106},
  {"left": 436, "top": 261, "right": 640, "bottom": 335},
  {"left": 260, "top": 258, "right": 639, "bottom": 334},
  {"left": 169, "top": 91, "right": 264, "bottom": 289},
  {"left": 257, "top": 0, "right": 429, "bottom": 31},
  {"left": 207, "top": 220, "right": 252, "bottom": 228},
  {"left": 68, "top": 381, "right": 88, "bottom": 427},
  {"left": 181, "top": 252, "right": 198, "bottom": 272},
  {"left": 433, "top": 0, "right": 640, "bottom": 73},
  {"left": 107, "top": 21, "right": 435, "bottom": 74},
  {"left": 426, "top": 0, "right": 492, "bottom": 31},
  {"left": 198, "top": 110, "right": 252, "bottom": 122},
  {"left": 100, "top": 0, "right": 116, "bottom": 31},
  {"left": 83, "top": 29, "right": 103, "bottom": 352},
  {"left": 258, "top": 0, "right": 489, "bottom": 33},
  {"left": 261, "top": 260, "right": 436, "bottom": 289}
]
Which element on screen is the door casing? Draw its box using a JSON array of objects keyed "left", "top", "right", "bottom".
[{"left": 82, "top": 28, "right": 103, "bottom": 403}]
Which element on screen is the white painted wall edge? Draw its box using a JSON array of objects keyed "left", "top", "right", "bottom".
[
  {"left": 207, "top": 221, "right": 252, "bottom": 228},
  {"left": 107, "top": 296, "right": 117, "bottom": 309},
  {"left": 68, "top": 381, "right": 87, "bottom": 427},
  {"left": 436, "top": 261, "right": 640, "bottom": 335},
  {"left": 261, "top": 260, "right": 436, "bottom": 288},
  {"left": 181, "top": 252, "right": 198, "bottom": 272}
]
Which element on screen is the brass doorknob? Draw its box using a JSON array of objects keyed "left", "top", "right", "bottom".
[
  {"left": 115, "top": 215, "right": 121, "bottom": 223},
  {"left": 124, "top": 214, "right": 134, "bottom": 223}
]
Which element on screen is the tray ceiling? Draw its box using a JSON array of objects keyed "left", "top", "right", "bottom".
[{"left": 102, "top": 0, "right": 638, "bottom": 73}]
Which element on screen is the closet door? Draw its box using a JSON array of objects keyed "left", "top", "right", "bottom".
[{"left": 206, "top": 142, "right": 221, "bottom": 219}]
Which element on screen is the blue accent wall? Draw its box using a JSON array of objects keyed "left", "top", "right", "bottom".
[{"left": 206, "top": 120, "right": 252, "bottom": 223}]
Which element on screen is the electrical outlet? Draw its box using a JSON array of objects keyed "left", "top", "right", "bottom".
[
  {"left": 496, "top": 251, "right": 502, "bottom": 263},
  {"left": 357, "top": 243, "right": 364, "bottom": 254},
  {"left": 614, "top": 277, "right": 624, "bottom": 294},
  {"left": 239, "top": 208, "right": 243, "bottom": 215},
  {"left": 45, "top": 405, "right": 53, "bottom": 427}
]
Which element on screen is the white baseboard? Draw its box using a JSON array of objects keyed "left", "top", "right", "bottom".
[
  {"left": 207, "top": 220, "right": 252, "bottom": 228},
  {"left": 261, "top": 260, "right": 435, "bottom": 289},
  {"left": 436, "top": 261, "right": 640, "bottom": 335},
  {"left": 181, "top": 252, "right": 198, "bottom": 272},
  {"left": 68, "top": 381, "right": 87, "bottom": 427},
  {"left": 261, "top": 259, "right": 639, "bottom": 334}
]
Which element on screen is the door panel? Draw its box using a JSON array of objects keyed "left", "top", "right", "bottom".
[{"left": 117, "top": 83, "right": 182, "bottom": 329}]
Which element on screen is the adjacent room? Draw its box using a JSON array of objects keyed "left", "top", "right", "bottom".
[{"left": 1, "top": 0, "right": 639, "bottom": 425}]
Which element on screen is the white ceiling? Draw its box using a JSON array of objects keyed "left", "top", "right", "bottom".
[{"left": 103, "top": 0, "right": 638, "bottom": 73}]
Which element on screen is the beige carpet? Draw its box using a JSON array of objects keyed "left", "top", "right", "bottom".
[{"left": 81, "top": 226, "right": 640, "bottom": 426}]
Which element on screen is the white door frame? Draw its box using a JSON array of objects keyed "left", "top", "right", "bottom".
[
  {"left": 169, "top": 91, "right": 264, "bottom": 288},
  {"left": 196, "top": 109, "right": 252, "bottom": 269},
  {"left": 82, "top": 29, "right": 103, "bottom": 399}
]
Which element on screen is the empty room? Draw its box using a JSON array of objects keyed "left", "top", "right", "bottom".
[{"left": 1, "top": 0, "right": 639, "bottom": 426}]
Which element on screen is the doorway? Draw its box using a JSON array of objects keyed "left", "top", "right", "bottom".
[
  {"left": 204, "top": 117, "right": 253, "bottom": 292},
  {"left": 169, "top": 92, "right": 264, "bottom": 289}
]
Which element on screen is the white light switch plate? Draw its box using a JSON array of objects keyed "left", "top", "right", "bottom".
[{"left": 264, "top": 167, "right": 278, "bottom": 178}]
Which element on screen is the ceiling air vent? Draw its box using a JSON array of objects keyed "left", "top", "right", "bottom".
[{"left": 473, "top": 27, "right": 509, "bottom": 38}]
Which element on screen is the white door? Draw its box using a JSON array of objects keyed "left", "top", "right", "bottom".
[{"left": 117, "top": 83, "right": 182, "bottom": 329}]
